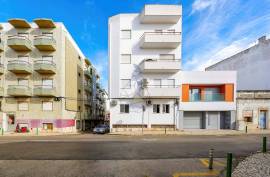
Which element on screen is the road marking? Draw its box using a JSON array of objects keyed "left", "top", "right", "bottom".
[
  {"left": 173, "top": 170, "right": 220, "bottom": 177},
  {"left": 199, "top": 158, "right": 225, "bottom": 167}
]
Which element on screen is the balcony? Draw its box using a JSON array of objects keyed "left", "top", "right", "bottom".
[
  {"left": 140, "top": 32, "right": 181, "bottom": 49},
  {"left": 34, "top": 60, "right": 56, "bottom": 74},
  {"left": 8, "top": 18, "right": 31, "bottom": 28},
  {"left": 140, "top": 5, "right": 181, "bottom": 24},
  {"left": 7, "top": 35, "right": 31, "bottom": 51},
  {"left": 189, "top": 93, "right": 225, "bottom": 102},
  {"left": 140, "top": 59, "right": 181, "bottom": 73},
  {"left": 7, "top": 60, "right": 32, "bottom": 74},
  {"left": 84, "top": 99, "right": 91, "bottom": 106},
  {"left": 34, "top": 35, "right": 56, "bottom": 51},
  {"left": 33, "top": 86, "right": 56, "bottom": 97},
  {"left": 0, "top": 87, "right": 3, "bottom": 97},
  {"left": 34, "top": 18, "right": 56, "bottom": 28},
  {"left": 0, "top": 64, "right": 4, "bottom": 74},
  {"left": 84, "top": 84, "right": 92, "bottom": 93},
  {"left": 142, "top": 85, "right": 180, "bottom": 98},
  {"left": 84, "top": 70, "right": 91, "bottom": 78},
  {"left": 7, "top": 85, "right": 31, "bottom": 96}
]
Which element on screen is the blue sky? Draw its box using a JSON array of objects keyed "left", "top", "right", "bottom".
[{"left": 1, "top": 0, "right": 270, "bottom": 90}]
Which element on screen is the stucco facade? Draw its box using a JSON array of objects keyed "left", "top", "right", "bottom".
[{"left": 0, "top": 19, "right": 90, "bottom": 133}]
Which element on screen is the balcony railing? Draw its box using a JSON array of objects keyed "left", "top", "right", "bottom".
[
  {"left": 142, "top": 84, "right": 180, "bottom": 98},
  {"left": 34, "top": 60, "right": 56, "bottom": 74},
  {"left": 140, "top": 32, "right": 181, "bottom": 49},
  {"left": 33, "top": 35, "right": 56, "bottom": 51},
  {"left": 33, "top": 85, "right": 56, "bottom": 96},
  {"left": 7, "top": 35, "right": 32, "bottom": 51},
  {"left": 7, "top": 60, "right": 32, "bottom": 74},
  {"left": 7, "top": 85, "right": 32, "bottom": 96},
  {"left": 140, "top": 59, "right": 181, "bottom": 73},
  {"left": 189, "top": 93, "right": 225, "bottom": 102}
]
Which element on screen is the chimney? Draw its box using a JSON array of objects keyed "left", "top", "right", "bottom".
[{"left": 258, "top": 36, "right": 267, "bottom": 44}]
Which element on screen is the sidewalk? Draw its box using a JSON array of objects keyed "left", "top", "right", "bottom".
[
  {"left": 109, "top": 129, "right": 270, "bottom": 136},
  {"left": 0, "top": 131, "right": 80, "bottom": 137}
]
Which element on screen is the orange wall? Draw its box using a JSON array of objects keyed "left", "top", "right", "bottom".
[
  {"left": 224, "top": 84, "right": 234, "bottom": 102},
  {"left": 182, "top": 84, "right": 189, "bottom": 102}
]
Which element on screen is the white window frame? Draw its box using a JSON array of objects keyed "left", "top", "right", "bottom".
[
  {"left": 121, "top": 79, "right": 131, "bottom": 89},
  {"left": 120, "top": 54, "right": 131, "bottom": 64},
  {"left": 42, "top": 101, "right": 53, "bottom": 111},
  {"left": 162, "top": 104, "right": 170, "bottom": 114},
  {"left": 121, "top": 30, "right": 131, "bottom": 39},
  {"left": 120, "top": 104, "right": 129, "bottom": 113},
  {"left": 153, "top": 104, "right": 161, "bottom": 114}
]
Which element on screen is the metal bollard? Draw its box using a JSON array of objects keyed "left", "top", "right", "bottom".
[
  {"left": 1, "top": 128, "right": 3, "bottom": 136},
  {"left": 209, "top": 149, "right": 214, "bottom": 170},
  {"left": 245, "top": 126, "right": 247, "bottom": 134},
  {"left": 263, "top": 136, "right": 267, "bottom": 153},
  {"left": 36, "top": 128, "right": 39, "bottom": 136},
  {"left": 226, "top": 153, "right": 233, "bottom": 177},
  {"left": 165, "top": 127, "right": 167, "bottom": 135}
]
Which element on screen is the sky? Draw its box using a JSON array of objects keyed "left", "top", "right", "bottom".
[{"left": 1, "top": 0, "right": 270, "bottom": 91}]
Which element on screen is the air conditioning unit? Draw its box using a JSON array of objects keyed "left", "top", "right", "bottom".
[
  {"left": 146, "top": 100, "right": 152, "bottom": 105},
  {"left": 54, "top": 97, "right": 61, "bottom": 101},
  {"left": 110, "top": 100, "right": 117, "bottom": 106}
]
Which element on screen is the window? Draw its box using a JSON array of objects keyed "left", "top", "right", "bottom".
[
  {"left": 121, "top": 54, "right": 131, "bottom": 64},
  {"left": 162, "top": 104, "right": 170, "bottom": 113},
  {"left": 78, "top": 55, "right": 81, "bottom": 60},
  {"left": 78, "top": 89, "right": 81, "bottom": 94},
  {"left": 42, "top": 79, "right": 53, "bottom": 88},
  {"left": 78, "top": 72, "right": 81, "bottom": 77},
  {"left": 244, "top": 116, "right": 252, "bottom": 123},
  {"left": 153, "top": 104, "right": 160, "bottom": 113},
  {"left": 121, "top": 79, "right": 131, "bottom": 89},
  {"left": 18, "top": 55, "right": 29, "bottom": 62},
  {"left": 18, "top": 102, "right": 29, "bottom": 111},
  {"left": 42, "top": 101, "right": 53, "bottom": 111},
  {"left": 120, "top": 104, "right": 129, "bottom": 113},
  {"left": 18, "top": 79, "right": 28, "bottom": 86},
  {"left": 153, "top": 79, "right": 161, "bottom": 88},
  {"left": 121, "top": 30, "right": 131, "bottom": 39}
]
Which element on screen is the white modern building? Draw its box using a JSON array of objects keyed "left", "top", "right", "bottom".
[{"left": 109, "top": 4, "right": 237, "bottom": 131}]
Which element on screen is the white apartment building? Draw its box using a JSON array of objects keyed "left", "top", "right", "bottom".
[{"left": 109, "top": 4, "right": 237, "bottom": 131}]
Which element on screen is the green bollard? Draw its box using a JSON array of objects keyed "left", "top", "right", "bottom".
[
  {"left": 1, "top": 128, "right": 3, "bottom": 136},
  {"left": 226, "top": 153, "right": 232, "bottom": 177},
  {"left": 36, "top": 127, "right": 39, "bottom": 136},
  {"left": 263, "top": 136, "right": 267, "bottom": 153}
]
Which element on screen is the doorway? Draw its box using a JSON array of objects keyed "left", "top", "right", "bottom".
[
  {"left": 43, "top": 123, "right": 53, "bottom": 131},
  {"left": 259, "top": 110, "right": 267, "bottom": 129}
]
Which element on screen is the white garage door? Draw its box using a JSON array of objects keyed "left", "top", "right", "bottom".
[{"left": 183, "top": 112, "right": 202, "bottom": 129}]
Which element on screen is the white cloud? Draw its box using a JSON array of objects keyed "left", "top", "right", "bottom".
[
  {"left": 191, "top": 0, "right": 216, "bottom": 14},
  {"left": 183, "top": 0, "right": 270, "bottom": 71}
]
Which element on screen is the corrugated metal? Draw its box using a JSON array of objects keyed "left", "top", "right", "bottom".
[{"left": 183, "top": 112, "right": 202, "bottom": 129}]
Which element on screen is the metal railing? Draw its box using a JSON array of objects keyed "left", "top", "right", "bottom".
[
  {"left": 143, "top": 58, "right": 181, "bottom": 62},
  {"left": 8, "top": 85, "right": 31, "bottom": 89},
  {"left": 141, "top": 31, "right": 181, "bottom": 40},
  {"left": 8, "top": 35, "right": 31, "bottom": 42},
  {"left": 8, "top": 60, "right": 31, "bottom": 66},
  {"left": 34, "top": 60, "right": 56, "bottom": 66},
  {"left": 34, "top": 35, "right": 56, "bottom": 43},
  {"left": 189, "top": 93, "right": 225, "bottom": 102}
]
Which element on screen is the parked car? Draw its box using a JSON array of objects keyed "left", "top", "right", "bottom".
[{"left": 93, "top": 124, "right": 110, "bottom": 134}]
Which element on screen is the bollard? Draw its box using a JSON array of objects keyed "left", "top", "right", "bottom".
[
  {"left": 209, "top": 149, "right": 214, "bottom": 170},
  {"left": 263, "top": 136, "right": 267, "bottom": 153},
  {"left": 1, "top": 128, "right": 3, "bottom": 136},
  {"left": 36, "top": 127, "right": 39, "bottom": 136},
  {"left": 245, "top": 126, "right": 247, "bottom": 134},
  {"left": 226, "top": 153, "right": 233, "bottom": 177},
  {"left": 165, "top": 127, "right": 167, "bottom": 135}
]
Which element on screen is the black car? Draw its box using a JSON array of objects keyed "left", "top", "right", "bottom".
[{"left": 93, "top": 124, "right": 110, "bottom": 134}]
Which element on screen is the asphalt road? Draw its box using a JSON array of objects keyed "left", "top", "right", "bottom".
[{"left": 0, "top": 134, "right": 269, "bottom": 160}]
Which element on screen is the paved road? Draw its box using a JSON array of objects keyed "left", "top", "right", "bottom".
[
  {"left": 0, "top": 134, "right": 268, "bottom": 160},
  {"left": 0, "top": 134, "right": 269, "bottom": 177}
]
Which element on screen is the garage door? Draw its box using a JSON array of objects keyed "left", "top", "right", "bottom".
[{"left": 183, "top": 112, "right": 202, "bottom": 129}]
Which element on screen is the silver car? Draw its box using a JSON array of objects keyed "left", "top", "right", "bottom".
[{"left": 93, "top": 124, "right": 110, "bottom": 134}]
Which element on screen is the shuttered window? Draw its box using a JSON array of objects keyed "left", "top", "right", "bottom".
[
  {"left": 121, "top": 30, "right": 131, "bottom": 39},
  {"left": 121, "top": 54, "right": 131, "bottom": 64},
  {"left": 120, "top": 104, "right": 129, "bottom": 113},
  {"left": 162, "top": 104, "right": 170, "bottom": 113},
  {"left": 18, "top": 102, "right": 29, "bottom": 111},
  {"left": 42, "top": 101, "right": 53, "bottom": 111},
  {"left": 153, "top": 104, "right": 160, "bottom": 113}
]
